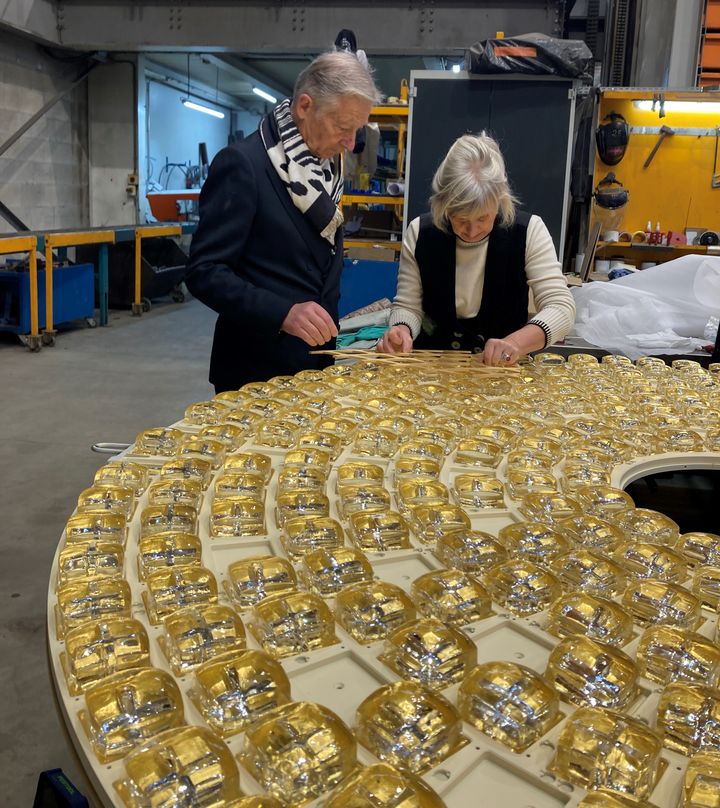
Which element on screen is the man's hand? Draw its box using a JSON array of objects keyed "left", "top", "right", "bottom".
[
  {"left": 478, "top": 337, "right": 520, "bottom": 366},
  {"left": 281, "top": 302, "right": 338, "bottom": 346},
  {"left": 376, "top": 324, "right": 413, "bottom": 354}
]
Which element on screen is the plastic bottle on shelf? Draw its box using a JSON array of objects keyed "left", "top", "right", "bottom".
[
  {"left": 654, "top": 222, "right": 661, "bottom": 246},
  {"left": 645, "top": 220, "right": 652, "bottom": 243}
]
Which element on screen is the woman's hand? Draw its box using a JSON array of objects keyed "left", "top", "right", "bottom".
[
  {"left": 478, "top": 337, "right": 521, "bottom": 366},
  {"left": 376, "top": 324, "right": 413, "bottom": 354}
]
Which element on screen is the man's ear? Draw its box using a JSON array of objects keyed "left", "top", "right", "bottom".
[{"left": 294, "top": 93, "right": 313, "bottom": 120}]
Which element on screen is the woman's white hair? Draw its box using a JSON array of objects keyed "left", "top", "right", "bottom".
[
  {"left": 430, "top": 133, "right": 519, "bottom": 231},
  {"left": 292, "top": 51, "right": 380, "bottom": 110}
]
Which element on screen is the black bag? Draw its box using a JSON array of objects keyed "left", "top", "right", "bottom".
[{"left": 466, "top": 33, "right": 593, "bottom": 81}]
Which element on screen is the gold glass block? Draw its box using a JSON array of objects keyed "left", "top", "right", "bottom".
[
  {"left": 372, "top": 415, "right": 416, "bottom": 442},
  {"left": 452, "top": 473, "right": 505, "bottom": 509},
  {"left": 550, "top": 549, "right": 627, "bottom": 598},
  {"left": 564, "top": 445, "right": 614, "bottom": 468},
  {"left": 275, "top": 491, "right": 329, "bottom": 529},
  {"left": 707, "top": 429, "right": 720, "bottom": 452},
  {"left": 622, "top": 579, "right": 702, "bottom": 629},
  {"left": 637, "top": 625, "right": 720, "bottom": 686},
  {"left": 137, "top": 531, "right": 202, "bottom": 581},
  {"left": 280, "top": 516, "right": 343, "bottom": 559},
  {"left": 210, "top": 498, "right": 266, "bottom": 538},
  {"left": 654, "top": 427, "right": 705, "bottom": 453},
  {"left": 225, "top": 556, "right": 297, "bottom": 608},
  {"left": 283, "top": 447, "right": 332, "bottom": 471},
  {"left": 198, "top": 423, "right": 246, "bottom": 452},
  {"left": 80, "top": 667, "right": 184, "bottom": 762},
  {"left": 239, "top": 701, "right": 355, "bottom": 804},
  {"left": 159, "top": 457, "right": 213, "bottom": 489},
  {"left": 356, "top": 681, "right": 466, "bottom": 772},
  {"left": 114, "top": 725, "right": 242, "bottom": 807},
  {"left": 190, "top": 648, "right": 291, "bottom": 736},
  {"left": 414, "top": 425, "right": 455, "bottom": 454},
  {"left": 248, "top": 591, "right": 338, "bottom": 657},
  {"left": 280, "top": 407, "right": 317, "bottom": 431},
  {"left": 179, "top": 437, "right": 227, "bottom": 469},
  {"left": 393, "top": 457, "right": 441, "bottom": 485},
  {"left": 363, "top": 396, "right": 398, "bottom": 414},
  {"left": 680, "top": 751, "right": 720, "bottom": 808},
  {"left": 336, "top": 404, "right": 375, "bottom": 424},
  {"left": 498, "top": 521, "right": 572, "bottom": 563},
  {"left": 224, "top": 451, "right": 273, "bottom": 482},
  {"left": 94, "top": 462, "right": 149, "bottom": 495},
  {"left": 692, "top": 566, "right": 720, "bottom": 610},
  {"left": 162, "top": 604, "right": 245, "bottom": 675},
  {"left": 56, "top": 540, "right": 124, "bottom": 587},
  {"left": 354, "top": 427, "right": 400, "bottom": 458},
  {"left": 558, "top": 514, "right": 625, "bottom": 553},
  {"left": 455, "top": 437, "right": 503, "bottom": 467},
  {"left": 276, "top": 465, "right": 326, "bottom": 494},
  {"left": 314, "top": 416, "right": 357, "bottom": 442},
  {"left": 132, "top": 426, "right": 184, "bottom": 457},
  {"left": 214, "top": 388, "right": 250, "bottom": 406},
  {"left": 296, "top": 430, "right": 343, "bottom": 459},
  {"left": 147, "top": 478, "right": 203, "bottom": 509},
  {"left": 336, "top": 461, "right": 385, "bottom": 491},
  {"left": 77, "top": 484, "right": 135, "bottom": 518},
  {"left": 184, "top": 399, "right": 233, "bottom": 425},
  {"left": 657, "top": 682, "right": 720, "bottom": 755},
  {"left": 396, "top": 480, "right": 449, "bottom": 515},
  {"left": 610, "top": 508, "right": 681, "bottom": 547},
  {"left": 299, "top": 547, "right": 373, "bottom": 595},
  {"left": 546, "top": 635, "right": 638, "bottom": 709},
  {"left": 335, "top": 581, "right": 416, "bottom": 643},
  {"left": 511, "top": 434, "right": 564, "bottom": 462},
  {"left": 412, "top": 569, "right": 492, "bottom": 626},
  {"left": 483, "top": 560, "right": 562, "bottom": 616},
  {"left": 576, "top": 795, "right": 651, "bottom": 808},
  {"left": 338, "top": 484, "right": 392, "bottom": 519},
  {"left": 214, "top": 471, "right": 266, "bottom": 501},
  {"left": 561, "top": 461, "right": 612, "bottom": 496},
  {"left": 143, "top": 566, "right": 218, "bottom": 625},
  {"left": 398, "top": 440, "right": 445, "bottom": 463},
  {"left": 255, "top": 419, "right": 297, "bottom": 449},
  {"left": 214, "top": 411, "right": 259, "bottom": 436},
  {"left": 323, "top": 762, "right": 445, "bottom": 808},
  {"left": 56, "top": 578, "right": 132, "bottom": 638},
  {"left": 547, "top": 592, "right": 633, "bottom": 646},
  {"left": 408, "top": 504, "right": 470, "bottom": 544},
  {"left": 61, "top": 618, "right": 150, "bottom": 695},
  {"left": 349, "top": 510, "right": 410, "bottom": 552},
  {"left": 140, "top": 503, "right": 198, "bottom": 537},
  {"left": 64, "top": 512, "right": 127, "bottom": 545},
  {"left": 248, "top": 398, "right": 288, "bottom": 419},
  {"left": 380, "top": 617, "right": 476, "bottom": 689},
  {"left": 680, "top": 532, "right": 720, "bottom": 567},
  {"left": 458, "top": 661, "right": 561, "bottom": 752},
  {"left": 434, "top": 530, "right": 508, "bottom": 573},
  {"left": 574, "top": 484, "right": 635, "bottom": 519},
  {"left": 518, "top": 492, "right": 582, "bottom": 524},
  {"left": 551, "top": 706, "right": 663, "bottom": 801},
  {"left": 615, "top": 541, "right": 687, "bottom": 582},
  {"left": 505, "top": 448, "right": 555, "bottom": 470}
]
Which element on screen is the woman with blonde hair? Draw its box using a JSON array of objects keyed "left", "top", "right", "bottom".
[{"left": 376, "top": 133, "right": 575, "bottom": 365}]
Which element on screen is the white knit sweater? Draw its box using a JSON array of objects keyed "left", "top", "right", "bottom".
[{"left": 389, "top": 215, "right": 576, "bottom": 346}]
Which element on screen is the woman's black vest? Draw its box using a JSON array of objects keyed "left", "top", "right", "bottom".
[{"left": 413, "top": 212, "right": 531, "bottom": 351}]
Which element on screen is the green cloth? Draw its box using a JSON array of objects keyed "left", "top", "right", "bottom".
[{"left": 336, "top": 326, "right": 388, "bottom": 348}]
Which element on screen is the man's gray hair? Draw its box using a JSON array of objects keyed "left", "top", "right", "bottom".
[
  {"left": 430, "top": 133, "right": 519, "bottom": 231},
  {"left": 293, "top": 51, "right": 380, "bottom": 109}
]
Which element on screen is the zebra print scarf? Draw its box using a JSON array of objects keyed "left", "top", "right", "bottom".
[{"left": 259, "top": 98, "right": 344, "bottom": 245}]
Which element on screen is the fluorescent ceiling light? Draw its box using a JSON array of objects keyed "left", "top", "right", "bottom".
[
  {"left": 253, "top": 87, "right": 277, "bottom": 104},
  {"left": 451, "top": 64, "right": 461, "bottom": 73},
  {"left": 633, "top": 99, "right": 720, "bottom": 113},
  {"left": 182, "top": 99, "right": 225, "bottom": 119}
]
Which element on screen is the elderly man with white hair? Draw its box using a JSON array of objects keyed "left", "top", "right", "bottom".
[{"left": 187, "top": 50, "right": 379, "bottom": 391}]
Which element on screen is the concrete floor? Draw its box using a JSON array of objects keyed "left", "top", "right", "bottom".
[{"left": 0, "top": 299, "right": 216, "bottom": 806}]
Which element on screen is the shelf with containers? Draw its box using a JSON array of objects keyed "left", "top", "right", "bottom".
[
  {"left": 342, "top": 102, "right": 408, "bottom": 254},
  {"left": 699, "top": 0, "right": 720, "bottom": 87}
]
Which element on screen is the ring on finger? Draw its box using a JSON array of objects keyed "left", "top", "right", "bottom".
[{"left": 501, "top": 351, "right": 512, "bottom": 362}]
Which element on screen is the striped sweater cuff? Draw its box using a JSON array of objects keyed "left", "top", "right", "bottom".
[{"left": 389, "top": 310, "right": 422, "bottom": 340}]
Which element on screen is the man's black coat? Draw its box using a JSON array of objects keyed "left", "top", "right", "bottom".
[{"left": 185, "top": 130, "right": 342, "bottom": 391}]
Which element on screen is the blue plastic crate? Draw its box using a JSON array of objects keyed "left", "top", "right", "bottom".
[
  {"left": 0, "top": 263, "right": 94, "bottom": 334},
  {"left": 339, "top": 258, "right": 398, "bottom": 318}
]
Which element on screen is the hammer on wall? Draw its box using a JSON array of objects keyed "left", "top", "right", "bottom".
[{"left": 643, "top": 125, "right": 675, "bottom": 169}]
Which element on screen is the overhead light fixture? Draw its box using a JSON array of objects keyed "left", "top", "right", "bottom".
[
  {"left": 253, "top": 87, "right": 277, "bottom": 104},
  {"left": 451, "top": 64, "right": 461, "bottom": 73},
  {"left": 182, "top": 99, "right": 225, "bottom": 119},
  {"left": 633, "top": 99, "right": 720, "bottom": 113}
]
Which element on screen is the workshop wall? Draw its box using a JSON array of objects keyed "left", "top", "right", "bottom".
[{"left": 0, "top": 28, "right": 88, "bottom": 232}]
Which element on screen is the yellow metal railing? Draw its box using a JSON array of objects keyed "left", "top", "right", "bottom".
[
  {"left": 0, "top": 235, "right": 40, "bottom": 349},
  {"left": 133, "top": 225, "right": 182, "bottom": 315}
]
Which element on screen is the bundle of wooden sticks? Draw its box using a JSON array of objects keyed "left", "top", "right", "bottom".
[{"left": 311, "top": 348, "right": 522, "bottom": 373}]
